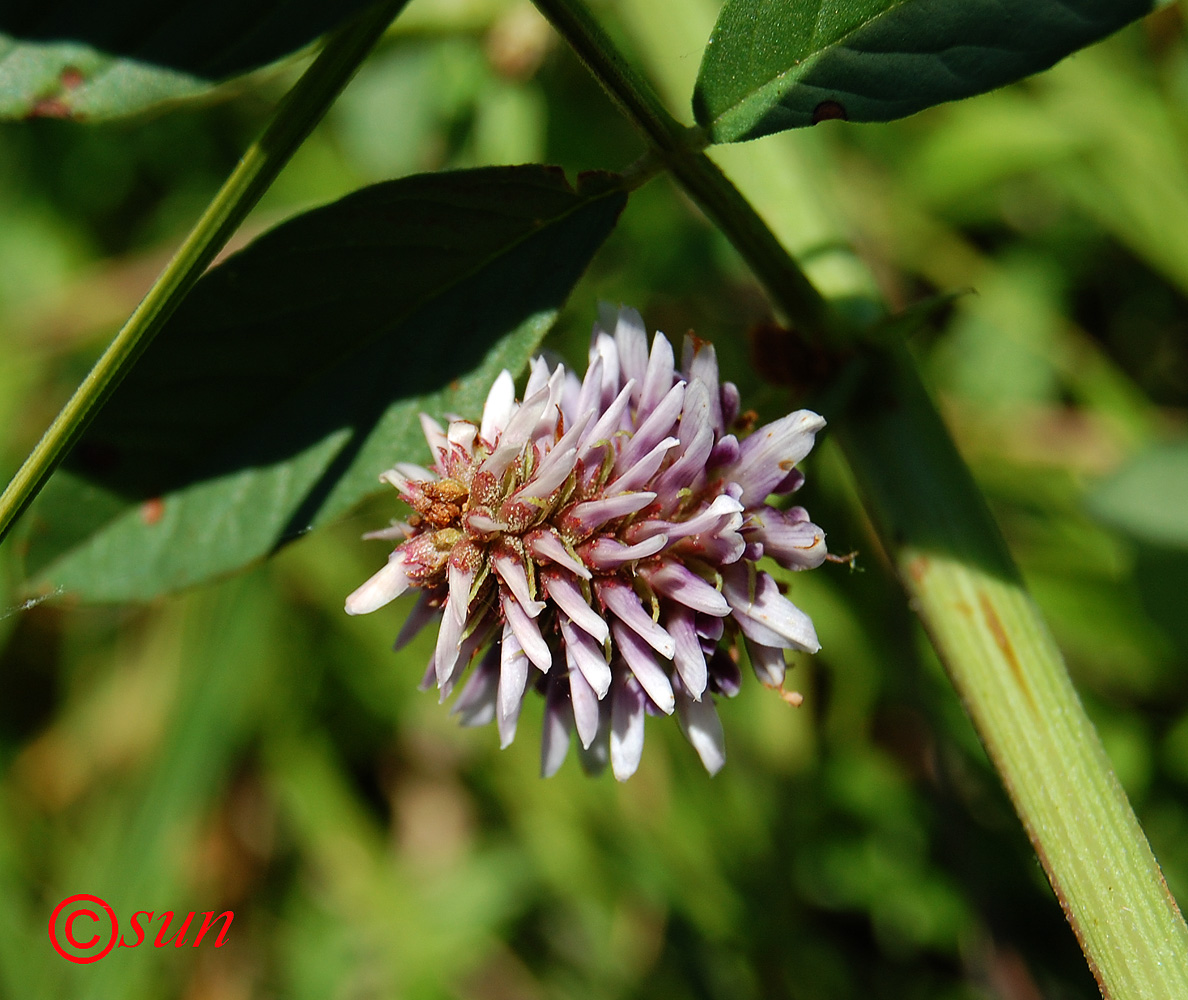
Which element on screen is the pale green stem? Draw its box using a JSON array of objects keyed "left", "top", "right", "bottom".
[
  {"left": 534, "top": 0, "right": 1188, "bottom": 995},
  {"left": 838, "top": 347, "right": 1188, "bottom": 998},
  {"left": 0, "top": 0, "right": 409, "bottom": 547}
]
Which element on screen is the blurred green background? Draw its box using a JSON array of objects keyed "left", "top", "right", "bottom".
[{"left": 2, "top": 0, "right": 1187, "bottom": 996}]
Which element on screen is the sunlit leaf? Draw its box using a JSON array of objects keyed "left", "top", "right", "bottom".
[
  {"left": 693, "top": 0, "right": 1154, "bottom": 143},
  {"left": 21, "top": 165, "right": 627, "bottom": 601},
  {"left": 0, "top": 0, "right": 379, "bottom": 120}
]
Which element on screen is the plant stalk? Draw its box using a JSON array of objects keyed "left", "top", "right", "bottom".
[{"left": 530, "top": 0, "right": 841, "bottom": 346}]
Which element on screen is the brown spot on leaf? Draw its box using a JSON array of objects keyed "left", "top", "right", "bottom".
[
  {"left": 140, "top": 498, "right": 165, "bottom": 525},
  {"left": 812, "top": 100, "right": 847, "bottom": 124},
  {"left": 906, "top": 554, "right": 929, "bottom": 584},
  {"left": 978, "top": 591, "right": 1033, "bottom": 708},
  {"left": 27, "top": 97, "right": 73, "bottom": 119},
  {"left": 60, "top": 66, "right": 84, "bottom": 90}
]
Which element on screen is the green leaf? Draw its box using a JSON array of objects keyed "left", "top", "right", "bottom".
[
  {"left": 20, "top": 165, "right": 627, "bottom": 601},
  {"left": 693, "top": 0, "right": 1155, "bottom": 143},
  {"left": 0, "top": 0, "right": 379, "bottom": 120},
  {"left": 1088, "top": 443, "right": 1188, "bottom": 550}
]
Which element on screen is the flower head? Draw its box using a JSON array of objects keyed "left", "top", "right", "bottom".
[{"left": 347, "top": 306, "right": 827, "bottom": 779}]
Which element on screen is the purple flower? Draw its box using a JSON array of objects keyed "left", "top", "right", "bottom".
[{"left": 347, "top": 306, "right": 827, "bottom": 779}]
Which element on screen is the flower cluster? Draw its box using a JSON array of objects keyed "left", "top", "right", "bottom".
[{"left": 346, "top": 306, "right": 827, "bottom": 779}]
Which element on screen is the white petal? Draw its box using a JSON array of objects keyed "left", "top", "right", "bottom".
[
  {"left": 418, "top": 656, "right": 436, "bottom": 691},
  {"left": 630, "top": 492, "right": 743, "bottom": 543},
  {"left": 481, "top": 370, "right": 516, "bottom": 442},
  {"left": 581, "top": 534, "right": 667, "bottom": 572},
  {"left": 676, "top": 379, "right": 710, "bottom": 449},
  {"left": 722, "top": 566, "right": 820, "bottom": 652},
  {"left": 541, "top": 675, "right": 573, "bottom": 777},
  {"left": 345, "top": 551, "right": 411, "bottom": 615},
  {"left": 447, "top": 420, "right": 477, "bottom": 456},
  {"left": 612, "top": 620, "right": 675, "bottom": 715},
  {"left": 514, "top": 446, "right": 576, "bottom": 501},
  {"left": 597, "top": 579, "right": 676, "bottom": 659},
  {"left": 419, "top": 413, "right": 449, "bottom": 463},
  {"left": 361, "top": 520, "right": 411, "bottom": 542},
  {"left": 493, "top": 550, "right": 545, "bottom": 617},
  {"left": 390, "top": 462, "right": 436, "bottom": 483},
  {"left": 544, "top": 573, "right": 609, "bottom": 644},
  {"left": 524, "top": 355, "right": 552, "bottom": 398},
  {"left": 577, "top": 380, "right": 635, "bottom": 460},
  {"left": 502, "top": 592, "right": 552, "bottom": 670},
  {"left": 505, "top": 385, "right": 552, "bottom": 443},
  {"left": 747, "top": 507, "right": 828, "bottom": 571},
  {"left": 643, "top": 560, "right": 730, "bottom": 617},
  {"left": 575, "top": 354, "right": 604, "bottom": 421},
  {"left": 559, "top": 612, "right": 612, "bottom": 697},
  {"left": 440, "top": 618, "right": 490, "bottom": 701},
  {"left": 639, "top": 332, "right": 676, "bottom": 419},
  {"left": 615, "top": 381, "right": 684, "bottom": 473},
  {"left": 681, "top": 334, "right": 723, "bottom": 433},
  {"left": 606, "top": 438, "right": 678, "bottom": 494},
  {"left": 563, "top": 491, "right": 656, "bottom": 537},
  {"left": 590, "top": 331, "right": 621, "bottom": 408},
  {"left": 729, "top": 410, "right": 826, "bottom": 507},
  {"left": 525, "top": 528, "right": 591, "bottom": 580},
  {"left": 560, "top": 368, "right": 583, "bottom": 426},
  {"left": 498, "top": 625, "right": 530, "bottom": 748},
  {"left": 609, "top": 305, "right": 648, "bottom": 388},
  {"left": 655, "top": 421, "right": 714, "bottom": 498},
  {"left": 569, "top": 664, "right": 601, "bottom": 749},
  {"left": 447, "top": 562, "right": 474, "bottom": 624},
  {"left": 675, "top": 683, "right": 726, "bottom": 775},
  {"left": 536, "top": 410, "right": 593, "bottom": 474},
  {"left": 529, "top": 365, "right": 567, "bottom": 444},
  {"left": 433, "top": 598, "right": 465, "bottom": 686},
  {"left": 747, "top": 640, "right": 787, "bottom": 687},
  {"left": 576, "top": 708, "right": 611, "bottom": 775},
  {"left": 610, "top": 675, "right": 645, "bottom": 782},
  {"left": 667, "top": 605, "right": 707, "bottom": 699}
]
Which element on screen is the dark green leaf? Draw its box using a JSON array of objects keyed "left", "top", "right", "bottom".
[
  {"left": 1087, "top": 443, "right": 1188, "bottom": 550},
  {"left": 21, "top": 165, "right": 627, "bottom": 601},
  {"left": 0, "top": 0, "right": 379, "bottom": 120},
  {"left": 693, "top": 0, "right": 1154, "bottom": 143}
]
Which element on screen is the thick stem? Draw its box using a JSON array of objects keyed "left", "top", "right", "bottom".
[
  {"left": 837, "top": 348, "right": 1188, "bottom": 997},
  {"left": 536, "top": 0, "right": 1188, "bottom": 995},
  {"left": 0, "top": 0, "right": 409, "bottom": 547}
]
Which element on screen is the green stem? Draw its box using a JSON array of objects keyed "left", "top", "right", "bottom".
[
  {"left": 837, "top": 348, "right": 1188, "bottom": 998},
  {"left": 0, "top": 0, "right": 409, "bottom": 547},
  {"left": 531, "top": 0, "right": 841, "bottom": 345},
  {"left": 537, "top": 0, "right": 1188, "bottom": 995}
]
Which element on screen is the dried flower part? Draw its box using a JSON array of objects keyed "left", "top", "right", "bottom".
[{"left": 347, "top": 305, "right": 827, "bottom": 779}]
